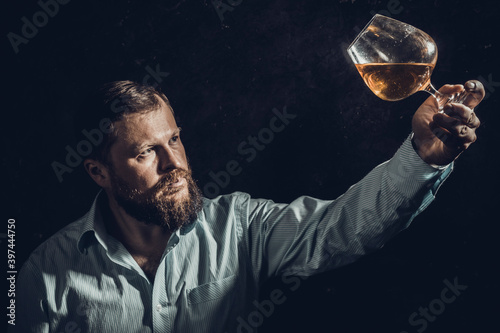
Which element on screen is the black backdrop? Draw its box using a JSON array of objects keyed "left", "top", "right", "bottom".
[{"left": 2, "top": 0, "right": 499, "bottom": 332}]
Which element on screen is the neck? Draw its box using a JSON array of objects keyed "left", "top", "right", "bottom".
[{"left": 103, "top": 193, "right": 171, "bottom": 258}]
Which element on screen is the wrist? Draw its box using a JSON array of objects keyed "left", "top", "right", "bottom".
[{"left": 410, "top": 133, "right": 451, "bottom": 170}]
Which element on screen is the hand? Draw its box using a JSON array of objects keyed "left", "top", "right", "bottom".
[{"left": 412, "top": 80, "right": 485, "bottom": 166}]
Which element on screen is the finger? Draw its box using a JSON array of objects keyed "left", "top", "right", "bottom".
[
  {"left": 462, "top": 80, "right": 486, "bottom": 109},
  {"left": 433, "top": 113, "right": 477, "bottom": 143},
  {"left": 442, "top": 103, "right": 481, "bottom": 128},
  {"left": 437, "top": 84, "right": 464, "bottom": 96},
  {"left": 429, "top": 122, "right": 474, "bottom": 152},
  {"left": 428, "top": 122, "right": 461, "bottom": 149}
]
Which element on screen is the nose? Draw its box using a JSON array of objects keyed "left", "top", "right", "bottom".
[{"left": 158, "top": 146, "right": 182, "bottom": 173}]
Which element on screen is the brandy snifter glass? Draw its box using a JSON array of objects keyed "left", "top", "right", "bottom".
[{"left": 348, "top": 14, "right": 468, "bottom": 110}]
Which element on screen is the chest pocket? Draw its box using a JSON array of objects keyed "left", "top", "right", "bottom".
[{"left": 187, "top": 274, "right": 238, "bottom": 305}]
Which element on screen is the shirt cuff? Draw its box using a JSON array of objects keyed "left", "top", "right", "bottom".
[
  {"left": 409, "top": 132, "right": 451, "bottom": 170},
  {"left": 386, "top": 133, "right": 453, "bottom": 200}
]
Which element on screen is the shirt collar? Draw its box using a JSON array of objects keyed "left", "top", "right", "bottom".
[
  {"left": 77, "top": 190, "right": 112, "bottom": 254},
  {"left": 177, "top": 197, "right": 210, "bottom": 235}
]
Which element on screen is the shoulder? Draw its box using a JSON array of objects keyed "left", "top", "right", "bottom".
[
  {"left": 20, "top": 212, "right": 90, "bottom": 274},
  {"left": 201, "top": 191, "right": 267, "bottom": 221},
  {"left": 190, "top": 192, "right": 253, "bottom": 236},
  {"left": 202, "top": 191, "right": 251, "bottom": 210}
]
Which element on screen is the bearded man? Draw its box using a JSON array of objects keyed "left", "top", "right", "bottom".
[{"left": 13, "top": 80, "right": 483, "bottom": 332}]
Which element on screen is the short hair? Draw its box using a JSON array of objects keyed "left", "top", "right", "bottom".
[{"left": 74, "top": 80, "right": 172, "bottom": 164}]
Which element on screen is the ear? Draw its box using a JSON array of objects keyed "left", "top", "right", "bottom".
[{"left": 84, "top": 158, "right": 110, "bottom": 188}]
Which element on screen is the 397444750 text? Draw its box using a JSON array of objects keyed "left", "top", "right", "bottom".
[{"left": 6, "top": 218, "right": 17, "bottom": 326}]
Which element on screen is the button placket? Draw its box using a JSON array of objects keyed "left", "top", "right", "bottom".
[{"left": 152, "top": 251, "right": 171, "bottom": 332}]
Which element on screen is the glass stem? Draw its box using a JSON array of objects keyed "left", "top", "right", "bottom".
[
  {"left": 423, "top": 82, "right": 449, "bottom": 112},
  {"left": 423, "top": 82, "right": 469, "bottom": 112}
]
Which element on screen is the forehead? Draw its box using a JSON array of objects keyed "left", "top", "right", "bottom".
[{"left": 112, "top": 100, "right": 177, "bottom": 147}]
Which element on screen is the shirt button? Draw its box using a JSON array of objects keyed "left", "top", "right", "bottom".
[{"left": 156, "top": 304, "right": 162, "bottom": 312}]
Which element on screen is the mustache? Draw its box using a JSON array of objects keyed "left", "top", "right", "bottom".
[{"left": 154, "top": 168, "right": 191, "bottom": 191}]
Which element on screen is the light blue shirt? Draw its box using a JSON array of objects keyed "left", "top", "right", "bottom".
[{"left": 12, "top": 136, "right": 452, "bottom": 333}]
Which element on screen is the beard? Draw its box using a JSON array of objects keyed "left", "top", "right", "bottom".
[{"left": 108, "top": 166, "right": 203, "bottom": 232}]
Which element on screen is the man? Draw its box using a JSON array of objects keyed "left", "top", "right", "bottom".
[{"left": 13, "top": 80, "right": 483, "bottom": 332}]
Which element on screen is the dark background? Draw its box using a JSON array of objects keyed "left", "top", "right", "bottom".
[{"left": 2, "top": 0, "right": 499, "bottom": 332}]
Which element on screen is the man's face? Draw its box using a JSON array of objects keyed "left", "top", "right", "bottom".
[{"left": 104, "top": 99, "right": 202, "bottom": 231}]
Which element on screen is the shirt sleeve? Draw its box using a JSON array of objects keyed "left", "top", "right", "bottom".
[
  {"left": 240, "top": 134, "right": 453, "bottom": 281},
  {"left": 8, "top": 260, "right": 50, "bottom": 333}
]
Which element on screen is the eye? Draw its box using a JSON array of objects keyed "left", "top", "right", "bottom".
[
  {"left": 139, "top": 148, "right": 154, "bottom": 157},
  {"left": 170, "top": 128, "right": 182, "bottom": 144}
]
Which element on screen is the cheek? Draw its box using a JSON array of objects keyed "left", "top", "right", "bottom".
[
  {"left": 119, "top": 163, "right": 160, "bottom": 190},
  {"left": 178, "top": 146, "right": 189, "bottom": 168}
]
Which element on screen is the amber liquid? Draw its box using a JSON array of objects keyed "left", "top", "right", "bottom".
[{"left": 355, "top": 63, "right": 435, "bottom": 101}]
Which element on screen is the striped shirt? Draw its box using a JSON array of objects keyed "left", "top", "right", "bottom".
[{"left": 12, "top": 136, "right": 452, "bottom": 333}]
